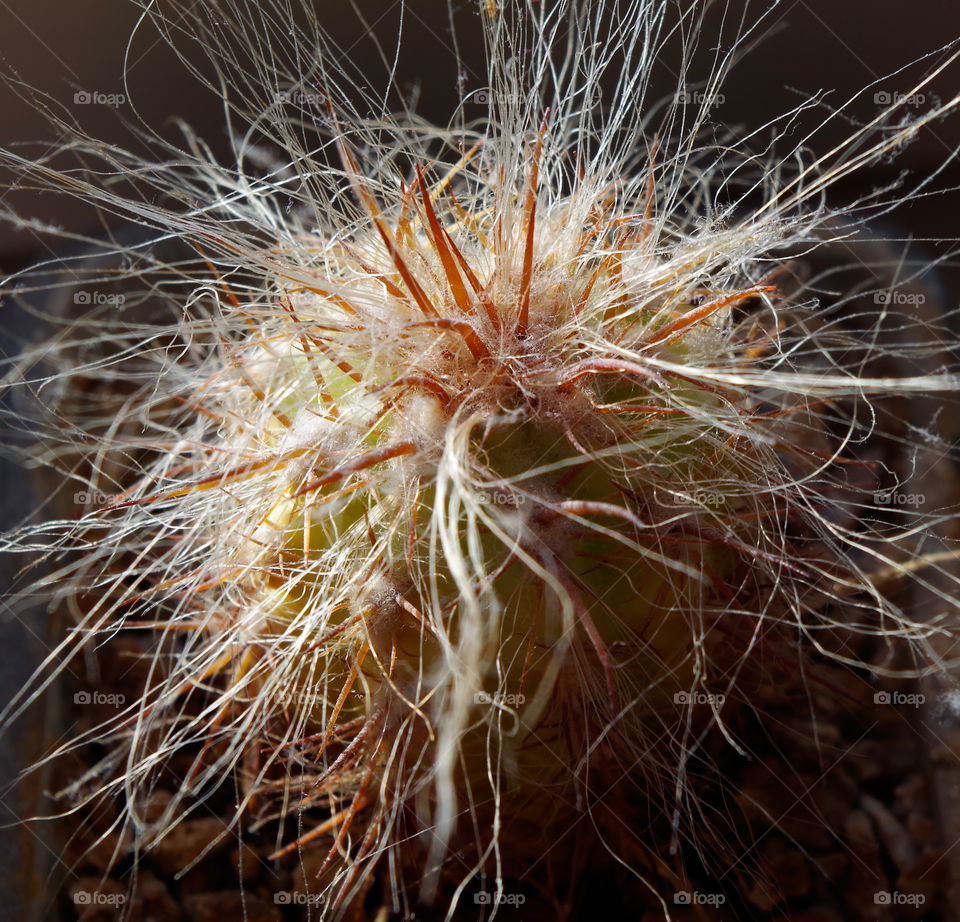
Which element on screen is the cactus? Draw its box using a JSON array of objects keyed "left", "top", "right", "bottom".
[{"left": 2, "top": 1, "right": 960, "bottom": 918}]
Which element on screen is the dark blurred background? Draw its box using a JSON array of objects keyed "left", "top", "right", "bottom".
[{"left": 1, "top": 0, "right": 960, "bottom": 276}]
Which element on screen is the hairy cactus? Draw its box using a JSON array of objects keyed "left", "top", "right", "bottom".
[{"left": 2, "top": 1, "right": 960, "bottom": 919}]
